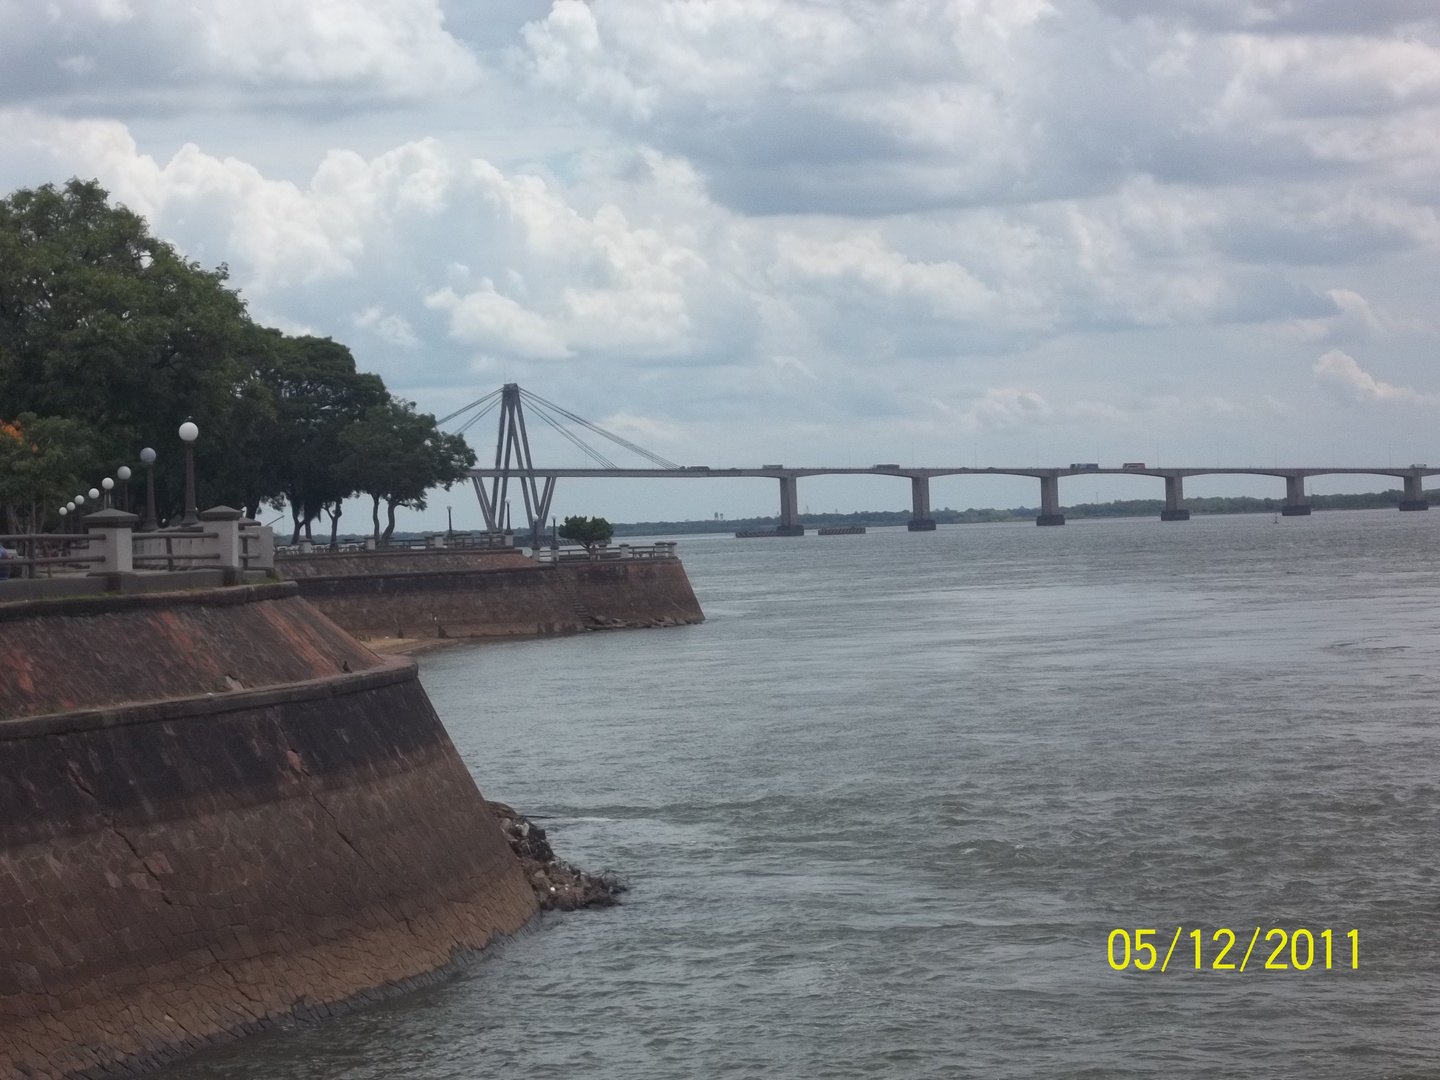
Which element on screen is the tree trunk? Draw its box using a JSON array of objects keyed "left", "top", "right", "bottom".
[
  {"left": 327, "top": 502, "right": 341, "bottom": 549},
  {"left": 289, "top": 495, "right": 302, "bottom": 545},
  {"left": 383, "top": 498, "right": 399, "bottom": 541},
  {"left": 371, "top": 493, "right": 381, "bottom": 543},
  {"left": 304, "top": 515, "right": 314, "bottom": 543}
]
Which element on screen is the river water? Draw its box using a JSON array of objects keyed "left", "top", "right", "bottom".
[{"left": 166, "top": 510, "right": 1440, "bottom": 1079}]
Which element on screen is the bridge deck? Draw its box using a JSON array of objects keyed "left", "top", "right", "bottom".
[{"left": 471, "top": 466, "right": 1438, "bottom": 479}]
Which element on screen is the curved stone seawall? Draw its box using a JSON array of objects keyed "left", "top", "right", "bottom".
[
  {"left": 282, "top": 557, "right": 704, "bottom": 640},
  {"left": 0, "top": 584, "right": 538, "bottom": 1079},
  {"left": 278, "top": 550, "right": 534, "bottom": 579}
]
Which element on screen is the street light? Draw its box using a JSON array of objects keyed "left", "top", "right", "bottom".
[
  {"left": 87, "top": 488, "right": 99, "bottom": 501},
  {"left": 116, "top": 465, "right": 132, "bottom": 514},
  {"left": 101, "top": 477, "right": 114, "bottom": 509},
  {"left": 139, "top": 448, "right": 158, "bottom": 532},
  {"left": 178, "top": 421, "right": 199, "bottom": 528}
]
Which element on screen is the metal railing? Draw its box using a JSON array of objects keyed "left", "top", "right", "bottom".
[
  {"left": 0, "top": 534, "right": 104, "bottom": 579},
  {"left": 132, "top": 531, "right": 222, "bottom": 571}
]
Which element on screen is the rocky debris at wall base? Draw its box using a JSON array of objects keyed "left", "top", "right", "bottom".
[{"left": 488, "top": 802, "right": 626, "bottom": 911}]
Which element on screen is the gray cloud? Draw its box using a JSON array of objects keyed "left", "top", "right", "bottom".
[
  {"left": 3, "top": 0, "right": 1440, "bottom": 527},
  {"left": 0, "top": 0, "right": 480, "bottom": 110},
  {"left": 520, "top": 0, "right": 1440, "bottom": 221}
]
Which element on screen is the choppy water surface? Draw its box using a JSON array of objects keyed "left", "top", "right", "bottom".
[{"left": 171, "top": 511, "right": 1440, "bottom": 1078}]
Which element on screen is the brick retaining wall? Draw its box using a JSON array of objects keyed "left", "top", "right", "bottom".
[
  {"left": 0, "top": 588, "right": 537, "bottom": 1078},
  {"left": 283, "top": 558, "right": 704, "bottom": 640}
]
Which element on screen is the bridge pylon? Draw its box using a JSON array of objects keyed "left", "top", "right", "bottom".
[{"left": 470, "top": 384, "right": 555, "bottom": 548}]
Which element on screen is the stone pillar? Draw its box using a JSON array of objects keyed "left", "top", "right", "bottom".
[
  {"left": 83, "top": 508, "right": 138, "bottom": 574},
  {"left": 1400, "top": 473, "right": 1428, "bottom": 511},
  {"left": 908, "top": 475, "right": 936, "bottom": 531},
  {"left": 1161, "top": 474, "right": 1190, "bottom": 521},
  {"left": 1282, "top": 474, "right": 1311, "bottom": 516},
  {"left": 776, "top": 475, "right": 805, "bottom": 536},
  {"left": 199, "top": 505, "right": 243, "bottom": 568},
  {"left": 1036, "top": 474, "right": 1064, "bottom": 526}
]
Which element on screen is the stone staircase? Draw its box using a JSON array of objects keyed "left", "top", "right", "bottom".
[{"left": 555, "top": 570, "right": 597, "bottom": 629}]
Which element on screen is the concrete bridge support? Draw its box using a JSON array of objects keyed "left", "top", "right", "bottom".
[
  {"left": 1161, "top": 475, "right": 1190, "bottom": 521},
  {"left": 908, "top": 475, "right": 936, "bottom": 531},
  {"left": 1282, "top": 474, "right": 1311, "bottom": 516},
  {"left": 776, "top": 475, "right": 805, "bottom": 536},
  {"left": 1400, "top": 474, "right": 1429, "bottom": 511},
  {"left": 1036, "top": 475, "right": 1064, "bottom": 526}
]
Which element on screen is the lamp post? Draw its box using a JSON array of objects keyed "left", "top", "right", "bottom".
[
  {"left": 139, "top": 448, "right": 158, "bottom": 532},
  {"left": 101, "top": 477, "right": 114, "bottom": 509},
  {"left": 116, "top": 465, "right": 131, "bottom": 514},
  {"left": 178, "top": 421, "right": 199, "bottom": 528},
  {"left": 72, "top": 494, "right": 85, "bottom": 536},
  {"left": 447, "top": 504, "right": 453, "bottom": 537}
]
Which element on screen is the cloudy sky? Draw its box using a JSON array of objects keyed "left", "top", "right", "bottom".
[{"left": 3, "top": 0, "right": 1438, "bottom": 526}]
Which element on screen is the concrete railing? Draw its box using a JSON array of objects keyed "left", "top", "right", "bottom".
[
  {"left": 275, "top": 531, "right": 515, "bottom": 557},
  {"left": 533, "top": 542, "right": 678, "bottom": 564},
  {"left": 1, "top": 507, "right": 275, "bottom": 582}
]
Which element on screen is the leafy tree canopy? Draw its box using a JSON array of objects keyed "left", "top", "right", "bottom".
[
  {"left": 0, "top": 179, "right": 472, "bottom": 537},
  {"left": 0, "top": 413, "right": 90, "bottom": 533},
  {"left": 339, "top": 398, "right": 476, "bottom": 541},
  {"left": 558, "top": 515, "right": 614, "bottom": 547}
]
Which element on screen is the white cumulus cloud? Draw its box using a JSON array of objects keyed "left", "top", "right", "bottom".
[{"left": 1313, "top": 350, "right": 1436, "bottom": 405}]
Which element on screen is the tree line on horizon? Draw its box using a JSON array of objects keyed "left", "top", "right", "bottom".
[
  {"left": 0, "top": 179, "right": 474, "bottom": 543},
  {"left": 609, "top": 491, "right": 1419, "bottom": 535}
]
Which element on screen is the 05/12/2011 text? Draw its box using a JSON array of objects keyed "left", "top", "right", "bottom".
[{"left": 1107, "top": 928, "right": 1358, "bottom": 972}]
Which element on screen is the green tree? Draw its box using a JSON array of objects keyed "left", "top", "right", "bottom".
[
  {"left": 0, "top": 179, "right": 257, "bottom": 516},
  {"left": 339, "top": 398, "right": 475, "bottom": 542},
  {"left": 558, "top": 515, "right": 614, "bottom": 547},
  {"left": 0, "top": 413, "right": 91, "bottom": 532},
  {"left": 258, "top": 334, "right": 386, "bottom": 544}
]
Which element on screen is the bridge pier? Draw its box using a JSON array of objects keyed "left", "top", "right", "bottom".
[
  {"left": 908, "top": 475, "right": 936, "bottom": 531},
  {"left": 776, "top": 475, "right": 805, "bottom": 536},
  {"left": 1036, "top": 474, "right": 1064, "bottom": 526},
  {"left": 1281, "top": 474, "right": 1311, "bottom": 516},
  {"left": 1161, "top": 475, "right": 1190, "bottom": 521},
  {"left": 1400, "top": 473, "right": 1429, "bottom": 511}
]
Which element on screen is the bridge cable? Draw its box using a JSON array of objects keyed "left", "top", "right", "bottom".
[
  {"left": 437, "top": 387, "right": 504, "bottom": 427},
  {"left": 518, "top": 388, "right": 680, "bottom": 470},
  {"left": 523, "top": 399, "right": 620, "bottom": 469},
  {"left": 452, "top": 397, "right": 501, "bottom": 437}
]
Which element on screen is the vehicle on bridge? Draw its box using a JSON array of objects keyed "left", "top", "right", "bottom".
[
  {"left": 1070, "top": 463, "right": 1100, "bottom": 470},
  {"left": 1122, "top": 462, "right": 1146, "bottom": 470}
]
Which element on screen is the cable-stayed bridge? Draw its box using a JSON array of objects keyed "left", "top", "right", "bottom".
[{"left": 442, "top": 385, "right": 1436, "bottom": 543}]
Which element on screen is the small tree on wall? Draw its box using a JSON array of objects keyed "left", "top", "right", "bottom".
[{"left": 558, "top": 515, "right": 614, "bottom": 547}]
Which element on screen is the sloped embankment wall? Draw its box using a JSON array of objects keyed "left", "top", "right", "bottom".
[
  {"left": 281, "top": 557, "right": 704, "bottom": 640},
  {"left": 562, "top": 559, "right": 705, "bottom": 627},
  {"left": 0, "top": 583, "right": 537, "bottom": 1079}
]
